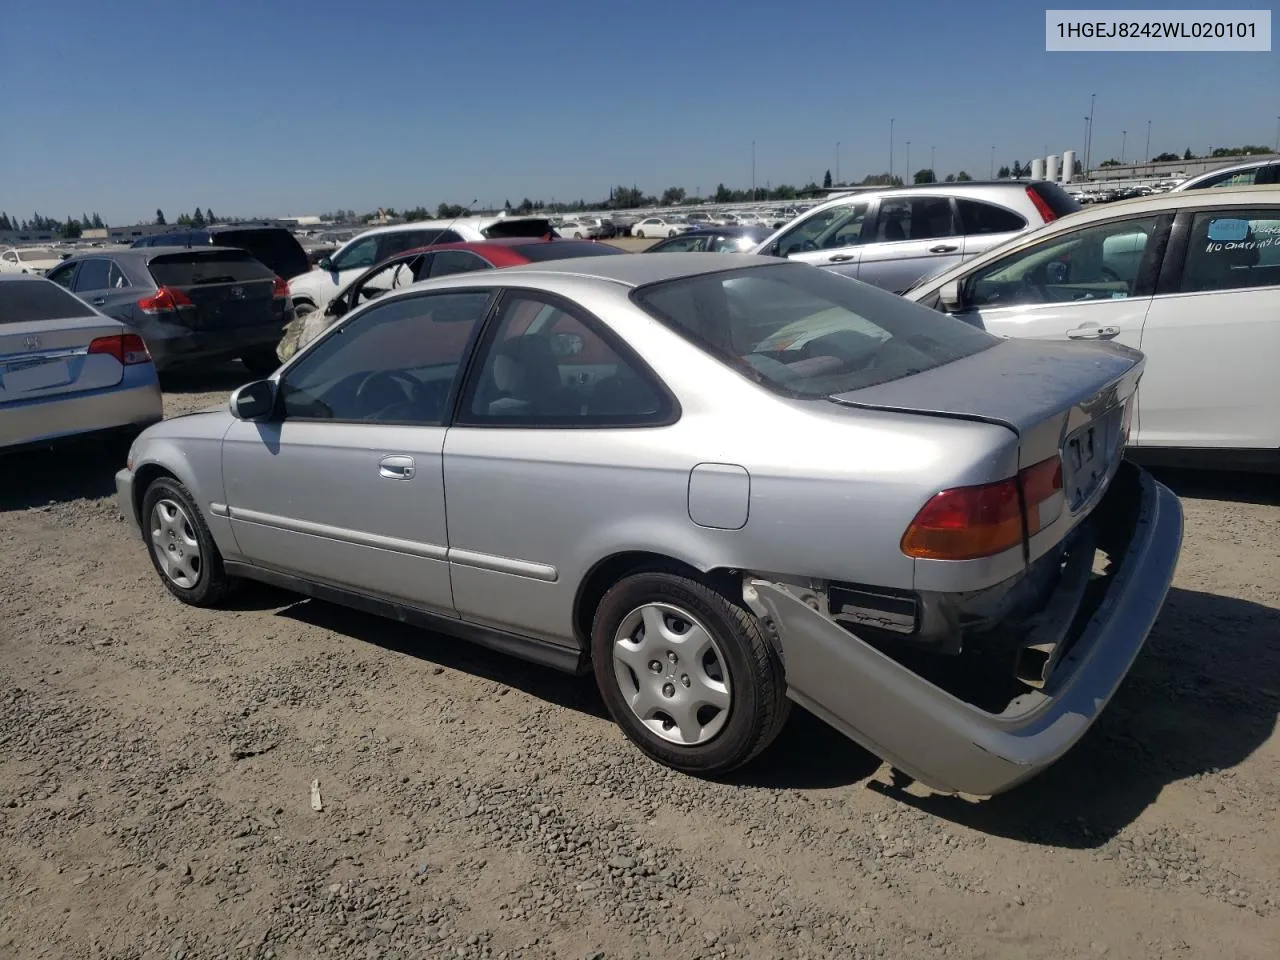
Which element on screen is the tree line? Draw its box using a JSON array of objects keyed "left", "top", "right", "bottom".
[{"left": 2, "top": 211, "right": 106, "bottom": 238}]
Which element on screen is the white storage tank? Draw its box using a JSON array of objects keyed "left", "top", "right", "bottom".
[
  {"left": 1046, "top": 155, "right": 1061, "bottom": 182},
  {"left": 1062, "top": 150, "right": 1077, "bottom": 182},
  {"left": 1031, "top": 157, "right": 1046, "bottom": 180}
]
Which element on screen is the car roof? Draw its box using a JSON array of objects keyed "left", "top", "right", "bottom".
[
  {"left": 62, "top": 245, "right": 245, "bottom": 261},
  {"left": 461, "top": 251, "right": 769, "bottom": 288},
  {"left": 1173, "top": 156, "right": 1280, "bottom": 189}
]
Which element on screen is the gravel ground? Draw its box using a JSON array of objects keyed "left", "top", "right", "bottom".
[{"left": 1, "top": 367, "right": 1277, "bottom": 960}]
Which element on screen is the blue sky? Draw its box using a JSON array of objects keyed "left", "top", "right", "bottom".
[{"left": 2, "top": 0, "right": 1275, "bottom": 225}]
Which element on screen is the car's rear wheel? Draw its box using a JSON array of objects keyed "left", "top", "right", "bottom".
[
  {"left": 635, "top": 230, "right": 645, "bottom": 239},
  {"left": 591, "top": 572, "right": 789, "bottom": 776},
  {"left": 141, "top": 476, "right": 237, "bottom": 607}
]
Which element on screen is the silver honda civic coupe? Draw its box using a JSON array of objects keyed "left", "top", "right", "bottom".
[{"left": 115, "top": 254, "right": 1183, "bottom": 797}]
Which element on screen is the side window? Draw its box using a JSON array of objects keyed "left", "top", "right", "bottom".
[
  {"left": 279, "top": 290, "right": 492, "bottom": 424},
  {"left": 330, "top": 235, "right": 380, "bottom": 271},
  {"left": 656, "top": 235, "right": 701, "bottom": 252},
  {"left": 956, "top": 199, "right": 1028, "bottom": 236},
  {"left": 2, "top": 252, "right": 18, "bottom": 264},
  {"left": 377, "top": 231, "right": 431, "bottom": 261},
  {"left": 72, "top": 259, "right": 112, "bottom": 292},
  {"left": 776, "top": 201, "right": 869, "bottom": 255},
  {"left": 108, "top": 262, "right": 130, "bottom": 289},
  {"left": 458, "top": 293, "right": 670, "bottom": 426},
  {"left": 47, "top": 262, "right": 79, "bottom": 289},
  {"left": 1201, "top": 169, "right": 1259, "bottom": 189},
  {"left": 965, "top": 216, "right": 1163, "bottom": 309},
  {"left": 428, "top": 251, "right": 493, "bottom": 278},
  {"left": 872, "top": 197, "right": 956, "bottom": 243},
  {"left": 1180, "top": 209, "right": 1280, "bottom": 292}
]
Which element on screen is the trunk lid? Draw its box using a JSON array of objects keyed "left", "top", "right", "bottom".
[
  {"left": 829, "top": 338, "right": 1143, "bottom": 551},
  {"left": 1, "top": 309, "right": 130, "bottom": 403},
  {"left": 147, "top": 250, "right": 283, "bottom": 330}
]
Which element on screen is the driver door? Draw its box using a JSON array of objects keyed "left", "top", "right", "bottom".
[
  {"left": 770, "top": 199, "right": 870, "bottom": 278},
  {"left": 220, "top": 289, "right": 494, "bottom": 612}
]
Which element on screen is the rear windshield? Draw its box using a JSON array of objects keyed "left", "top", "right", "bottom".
[
  {"left": 1028, "top": 182, "right": 1081, "bottom": 218},
  {"left": 17, "top": 248, "right": 58, "bottom": 262},
  {"left": 0, "top": 278, "right": 97, "bottom": 323},
  {"left": 511, "top": 241, "right": 626, "bottom": 261},
  {"left": 482, "top": 218, "right": 555, "bottom": 239},
  {"left": 213, "top": 228, "right": 309, "bottom": 278},
  {"left": 148, "top": 250, "right": 275, "bottom": 287},
  {"left": 632, "top": 262, "right": 998, "bottom": 398}
]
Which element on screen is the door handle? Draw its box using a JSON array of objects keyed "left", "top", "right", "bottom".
[
  {"left": 928, "top": 244, "right": 958, "bottom": 253},
  {"left": 1066, "top": 325, "right": 1120, "bottom": 340},
  {"left": 827, "top": 253, "right": 855, "bottom": 262},
  {"left": 90, "top": 297, "right": 107, "bottom": 305},
  {"left": 378, "top": 455, "right": 416, "bottom": 480}
]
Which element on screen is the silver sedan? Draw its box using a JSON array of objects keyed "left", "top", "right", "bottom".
[{"left": 116, "top": 254, "right": 1183, "bottom": 796}]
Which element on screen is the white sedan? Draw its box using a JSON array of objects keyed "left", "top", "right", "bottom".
[
  {"left": 0, "top": 246, "right": 65, "bottom": 276},
  {"left": 632, "top": 218, "right": 694, "bottom": 239},
  {"left": 905, "top": 185, "right": 1280, "bottom": 468}
]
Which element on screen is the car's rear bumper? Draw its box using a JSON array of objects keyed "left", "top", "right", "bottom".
[
  {"left": 0, "top": 366, "right": 163, "bottom": 452},
  {"left": 145, "top": 320, "right": 288, "bottom": 371},
  {"left": 748, "top": 462, "right": 1183, "bottom": 797}
]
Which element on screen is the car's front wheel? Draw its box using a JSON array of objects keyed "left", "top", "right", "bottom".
[
  {"left": 591, "top": 572, "right": 789, "bottom": 776},
  {"left": 635, "top": 230, "right": 645, "bottom": 239},
  {"left": 141, "top": 476, "right": 238, "bottom": 607}
]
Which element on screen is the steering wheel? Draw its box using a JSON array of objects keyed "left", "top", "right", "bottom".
[{"left": 354, "top": 370, "right": 417, "bottom": 419}]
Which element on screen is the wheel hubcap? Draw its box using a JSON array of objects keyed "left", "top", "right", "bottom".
[
  {"left": 611, "top": 602, "right": 731, "bottom": 746},
  {"left": 149, "top": 499, "right": 202, "bottom": 589}
]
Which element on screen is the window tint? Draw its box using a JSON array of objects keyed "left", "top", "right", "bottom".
[
  {"left": 510, "top": 241, "right": 624, "bottom": 261},
  {"left": 965, "top": 216, "right": 1162, "bottom": 308},
  {"left": 109, "top": 262, "right": 130, "bottom": 289},
  {"left": 460, "top": 294, "right": 668, "bottom": 425},
  {"left": 776, "top": 201, "right": 869, "bottom": 255},
  {"left": 330, "top": 235, "right": 381, "bottom": 271},
  {"left": 280, "top": 291, "right": 492, "bottom": 423},
  {"left": 956, "top": 199, "right": 1027, "bottom": 235},
  {"left": 72, "top": 259, "right": 112, "bottom": 292},
  {"left": 481, "top": 218, "right": 555, "bottom": 239},
  {"left": 1199, "top": 168, "right": 1260, "bottom": 189},
  {"left": 378, "top": 230, "right": 437, "bottom": 261},
  {"left": 634, "top": 263, "right": 996, "bottom": 398},
  {"left": 1180, "top": 210, "right": 1280, "bottom": 292},
  {"left": 872, "top": 197, "right": 956, "bottom": 243},
  {"left": 46, "top": 262, "right": 79, "bottom": 289},
  {"left": 428, "top": 251, "right": 493, "bottom": 277},
  {"left": 0, "top": 279, "right": 97, "bottom": 323},
  {"left": 652, "top": 235, "right": 703, "bottom": 252},
  {"left": 148, "top": 250, "right": 275, "bottom": 286}
]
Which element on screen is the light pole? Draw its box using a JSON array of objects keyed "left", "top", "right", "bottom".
[
  {"left": 1145, "top": 120, "right": 1151, "bottom": 164},
  {"left": 751, "top": 140, "right": 756, "bottom": 200},
  {"left": 889, "top": 118, "right": 895, "bottom": 180},
  {"left": 906, "top": 141, "right": 911, "bottom": 180},
  {"left": 1083, "top": 116, "right": 1090, "bottom": 173},
  {"left": 1085, "top": 93, "right": 1096, "bottom": 172},
  {"left": 1121, "top": 129, "right": 1127, "bottom": 165},
  {"left": 836, "top": 141, "right": 841, "bottom": 183},
  {"left": 930, "top": 145, "right": 936, "bottom": 175},
  {"left": 1275, "top": 116, "right": 1279, "bottom": 152},
  {"left": 990, "top": 145, "right": 996, "bottom": 178}
]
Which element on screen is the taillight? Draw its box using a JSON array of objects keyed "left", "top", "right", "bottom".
[
  {"left": 901, "top": 455, "right": 1064, "bottom": 561},
  {"left": 88, "top": 333, "right": 151, "bottom": 365},
  {"left": 137, "top": 286, "right": 194, "bottom": 315},
  {"left": 1025, "top": 186, "right": 1058, "bottom": 223},
  {"left": 272, "top": 275, "right": 289, "bottom": 298}
]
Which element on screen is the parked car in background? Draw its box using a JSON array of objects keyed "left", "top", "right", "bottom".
[
  {"left": 1, "top": 275, "right": 162, "bottom": 452},
  {"left": 118, "top": 253, "right": 1181, "bottom": 796},
  {"left": 47, "top": 247, "right": 295, "bottom": 375},
  {"left": 904, "top": 185, "right": 1280, "bottom": 470},
  {"left": 1, "top": 246, "right": 66, "bottom": 276},
  {"left": 286, "top": 215, "right": 557, "bottom": 317},
  {"left": 684, "top": 212, "right": 723, "bottom": 228},
  {"left": 643, "top": 225, "right": 774, "bottom": 253},
  {"left": 1171, "top": 157, "right": 1280, "bottom": 192},
  {"left": 580, "top": 217, "right": 618, "bottom": 239},
  {"left": 277, "top": 237, "right": 626, "bottom": 360},
  {"left": 632, "top": 217, "right": 696, "bottom": 239},
  {"left": 755, "top": 181, "right": 1081, "bottom": 294},
  {"left": 557, "top": 220, "right": 603, "bottom": 239},
  {"left": 131, "top": 223, "right": 311, "bottom": 281}
]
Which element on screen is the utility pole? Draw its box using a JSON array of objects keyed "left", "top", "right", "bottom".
[
  {"left": 930, "top": 145, "right": 935, "bottom": 174},
  {"left": 751, "top": 140, "right": 756, "bottom": 200},
  {"left": 1085, "top": 93, "right": 1096, "bottom": 172},
  {"left": 1274, "top": 115, "right": 1279, "bottom": 152},
  {"left": 836, "top": 141, "right": 841, "bottom": 183},
  {"left": 1145, "top": 120, "right": 1152, "bottom": 164},
  {"left": 889, "top": 118, "right": 895, "bottom": 180},
  {"left": 990, "top": 145, "right": 996, "bottom": 178},
  {"left": 1121, "top": 129, "right": 1127, "bottom": 165},
  {"left": 905, "top": 141, "right": 911, "bottom": 180}
]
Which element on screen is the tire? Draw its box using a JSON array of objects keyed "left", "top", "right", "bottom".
[
  {"left": 635, "top": 230, "right": 645, "bottom": 239},
  {"left": 591, "top": 571, "right": 789, "bottom": 776},
  {"left": 573, "top": 232, "right": 583, "bottom": 239},
  {"left": 140, "top": 476, "right": 238, "bottom": 607},
  {"left": 240, "top": 348, "right": 280, "bottom": 377}
]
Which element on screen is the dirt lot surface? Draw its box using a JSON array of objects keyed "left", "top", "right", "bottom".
[{"left": 2, "top": 368, "right": 1277, "bottom": 960}]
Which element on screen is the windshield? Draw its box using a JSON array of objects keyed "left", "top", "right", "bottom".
[
  {"left": 18, "top": 249, "right": 58, "bottom": 261},
  {"left": 632, "top": 263, "right": 997, "bottom": 397}
]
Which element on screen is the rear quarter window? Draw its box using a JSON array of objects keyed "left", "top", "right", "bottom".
[
  {"left": 148, "top": 250, "right": 275, "bottom": 287},
  {"left": 214, "top": 229, "right": 309, "bottom": 278},
  {"left": 0, "top": 279, "right": 98, "bottom": 323}
]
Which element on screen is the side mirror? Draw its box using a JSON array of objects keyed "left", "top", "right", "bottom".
[
  {"left": 939, "top": 279, "right": 964, "bottom": 313},
  {"left": 326, "top": 297, "right": 349, "bottom": 319},
  {"left": 317, "top": 257, "right": 334, "bottom": 272},
  {"left": 229, "top": 379, "right": 277, "bottom": 421}
]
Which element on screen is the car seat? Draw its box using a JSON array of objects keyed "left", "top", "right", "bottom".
[{"left": 480, "top": 335, "right": 578, "bottom": 417}]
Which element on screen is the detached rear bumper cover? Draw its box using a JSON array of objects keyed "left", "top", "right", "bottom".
[{"left": 751, "top": 463, "right": 1183, "bottom": 797}]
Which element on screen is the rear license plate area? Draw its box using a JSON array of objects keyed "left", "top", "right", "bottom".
[
  {"left": 1063, "top": 404, "right": 1125, "bottom": 510},
  {"left": 3, "top": 358, "right": 71, "bottom": 393}
]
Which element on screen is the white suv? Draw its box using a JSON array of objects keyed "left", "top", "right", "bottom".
[{"left": 288, "top": 215, "right": 554, "bottom": 315}]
